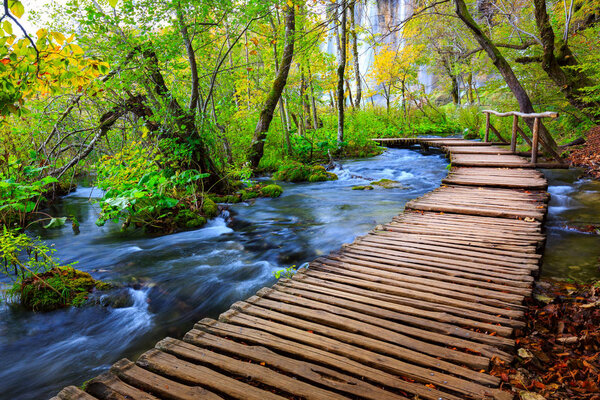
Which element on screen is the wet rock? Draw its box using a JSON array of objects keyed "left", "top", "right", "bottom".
[{"left": 351, "top": 185, "right": 374, "bottom": 190}]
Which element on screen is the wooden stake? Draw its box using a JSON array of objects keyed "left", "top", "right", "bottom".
[
  {"left": 531, "top": 117, "right": 540, "bottom": 164},
  {"left": 510, "top": 115, "right": 518, "bottom": 153},
  {"left": 484, "top": 112, "right": 490, "bottom": 142}
]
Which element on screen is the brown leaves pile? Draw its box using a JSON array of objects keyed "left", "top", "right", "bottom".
[
  {"left": 490, "top": 280, "right": 600, "bottom": 399},
  {"left": 570, "top": 126, "right": 600, "bottom": 178}
]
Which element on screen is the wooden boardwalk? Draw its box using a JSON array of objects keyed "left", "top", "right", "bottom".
[{"left": 53, "top": 138, "right": 549, "bottom": 400}]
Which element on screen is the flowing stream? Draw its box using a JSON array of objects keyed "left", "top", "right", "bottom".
[
  {"left": 0, "top": 148, "right": 449, "bottom": 399},
  {"left": 2, "top": 148, "right": 599, "bottom": 399},
  {"left": 541, "top": 169, "right": 600, "bottom": 281}
]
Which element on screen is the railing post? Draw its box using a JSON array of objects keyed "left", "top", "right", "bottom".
[
  {"left": 510, "top": 115, "right": 518, "bottom": 153},
  {"left": 484, "top": 112, "right": 490, "bottom": 142},
  {"left": 531, "top": 117, "right": 540, "bottom": 164}
]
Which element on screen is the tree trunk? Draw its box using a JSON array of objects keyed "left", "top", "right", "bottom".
[
  {"left": 350, "top": 0, "right": 362, "bottom": 108},
  {"left": 248, "top": 5, "right": 295, "bottom": 168},
  {"left": 307, "top": 63, "right": 319, "bottom": 130},
  {"left": 269, "top": 14, "right": 292, "bottom": 155},
  {"left": 454, "top": 0, "right": 557, "bottom": 150},
  {"left": 336, "top": 0, "right": 347, "bottom": 145},
  {"left": 532, "top": 0, "right": 600, "bottom": 122}
]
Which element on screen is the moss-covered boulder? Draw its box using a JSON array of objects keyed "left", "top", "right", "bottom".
[
  {"left": 273, "top": 161, "right": 338, "bottom": 182},
  {"left": 370, "top": 179, "right": 404, "bottom": 189},
  {"left": 12, "top": 267, "right": 111, "bottom": 312},
  {"left": 201, "top": 197, "right": 219, "bottom": 218},
  {"left": 260, "top": 184, "right": 283, "bottom": 198},
  {"left": 351, "top": 185, "right": 374, "bottom": 190}
]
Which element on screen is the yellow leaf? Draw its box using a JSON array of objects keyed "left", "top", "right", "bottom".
[
  {"left": 108, "top": 0, "right": 118, "bottom": 7},
  {"left": 36, "top": 28, "right": 47, "bottom": 39},
  {"left": 51, "top": 31, "right": 65, "bottom": 44}
]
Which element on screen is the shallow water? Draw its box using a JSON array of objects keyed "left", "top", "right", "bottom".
[
  {"left": 0, "top": 148, "right": 449, "bottom": 399},
  {"left": 541, "top": 169, "right": 600, "bottom": 281}
]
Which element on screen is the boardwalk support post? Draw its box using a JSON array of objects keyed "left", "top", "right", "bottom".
[
  {"left": 531, "top": 117, "right": 540, "bottom": 164},
  {"left": 510, "top": 115, "right": 518, "bottom": 154},
  {"left": 484, "top": 112, "right": 490, "bottom": 142}
]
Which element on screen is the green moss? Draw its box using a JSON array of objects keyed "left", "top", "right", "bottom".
[
  {"left": 273, "top": 161, "right": 338, "bottom": 182},
  {"left": 352, "top": 185, "right": 374, "bottom": 190},
  {"left": 370, "top": 179, "right": 404, "bottom": 189},
  {"left": 260, "top": 184, "right": 283, "bottom": 198},
  {"left": 201, "top": 197, "right": 219, "bottom": 218},
  {"left": 13, "top": 267, "right": 111, "bottom": 312},
  {"left": 174, "top": 209, "right": 207, "bottom": 228},
  {"left": 241, "top": 191, "right": 259, "bottom": 201}
]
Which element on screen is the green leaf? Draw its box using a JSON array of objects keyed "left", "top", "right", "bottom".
[
  {"left": 108, "top": 0, "right": 118, "bottom": 7},
  {"left": 44, "top": 217, "right": 67, "bottom": 229}
]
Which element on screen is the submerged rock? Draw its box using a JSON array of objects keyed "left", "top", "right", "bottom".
[
  {"left": 351, "top": 185, "right": 374, "bottom": 190},
  {"left": 370, "top": 179, "right": 404, "bottom": 189}
]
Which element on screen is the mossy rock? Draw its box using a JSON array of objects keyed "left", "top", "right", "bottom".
[
  {"left": 175, "top": 209, "right": 207, "bottom": 228},
  {"left": 241, "top": 191, "right": 259, "bottom": 201},
  {"left": 201, "top": 197, "right": 219, "bottom": 218},
  {"left": 273, "top": 161, "right": 338, "bottom": 183},
  {"left": 14, "top": 267, "right": 111, "bottom": 312},
  {"left": 352, "top": 185, "right": 374, "bottom": 190},
  {"left": 260, "top": 184, "right": 283, "bottom": 198},
  {"left": 370, "top": 179, "right": 404, "bottom": 189}
]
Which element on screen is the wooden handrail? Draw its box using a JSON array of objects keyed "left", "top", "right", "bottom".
[
  {"left": 482, "top": 109, "right": 559, "bottom": 163},
  {"left": 482, "top": 110, "right": 559, "bottom": 119}
]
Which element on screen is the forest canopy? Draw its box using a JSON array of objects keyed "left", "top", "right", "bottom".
[{"left": 0, "top": 0, "right": 599, "bottom": 235}]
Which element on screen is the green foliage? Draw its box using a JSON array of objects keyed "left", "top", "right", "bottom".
[
  {"left": 272, "top": 161, "right": 337, "bottom": 183},
  {"left": 95, "top": 142, "right": 211, "bottom": 230},
  {"left": 272, "top": 265, "right": 296, "bottom": 280}
]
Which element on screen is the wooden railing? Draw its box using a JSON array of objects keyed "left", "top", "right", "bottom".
[{"left": 482, "top": 110, "right": 559, "bottom": 163}]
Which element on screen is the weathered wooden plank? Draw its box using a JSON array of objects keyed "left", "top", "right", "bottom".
[
  {"left": 277, "top": 278, "right": 515, "bottom": 345},
  {"left": 136, "top": 350, "right": 287, "bottom": 400},
  {"left": 292, "top": 273, "right": 518, "bottom": 334},
  {"left": 177, "top": 332, "right": 407, "bottom": 400},
  {"left": 110, "top": 359, "right": 223, "bottom": 400},
  {"left": 85, "top": 372, "right": 160, "bottom": 400},
  {"left": 220, "top": 307, "right": 510, "bottom": 399},
  {"left": 269, "top": 283, "right": 515, "bottom": 357},
  {"left": 54, "top": 386, "right": 99, "bottom": 400},
  {"left": 193, "top": 320, "right": 462, "bottom": 400},
  {"left": 153, "top": 339, "right": 348, "bottom": 400}
]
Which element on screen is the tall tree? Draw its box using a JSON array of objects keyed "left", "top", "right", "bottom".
[
  {"left": 453, "top": 0, "right": 558, "bottom": 150},
  {"left": 248, "top": 3, "right": 296, "bottom": 168},
  {"left": 350, "top": 0, "right": 362, "bottom": 108},
  {"left": 532, "top": 0, "right": 600, "bottom": 122},
  {"left": 336, "top": 0, "right": 347, "bottom": 145}
]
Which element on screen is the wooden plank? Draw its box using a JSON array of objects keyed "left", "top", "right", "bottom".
[
  {"left": 152, "top": 340, "right": 347, "bottom": 400},
  {"left": 219, "top": 307, "right": 510, "bottom": 400},
  {"left": 54, "top": 386, "right": 98, "bottom": 400},
  {"left": 293, "top": 273, "right": 518, "bottom": 334},
  {"left": 86, "top": 372, "right": 161, "bottom": 400},
  {"left": 237, "top": 294, "right": 492, "bottom": 371},
  {"left": 136, "top": 350, "right": 286, "bottom": 400},
  {"left": 277, "top": 277, "right": 515, "bottom": 346},
  {"left": 271, "top": 282, "right": 515, "bottom": 355},
  {"left": 110, "top": 359, "right": 223, "bottom": 400},
  {"left": 176, "top": 332, "right": 407, "bottom": 400},
  {"left": 193, "top": 320, "right": 462, "bottom": 400}
]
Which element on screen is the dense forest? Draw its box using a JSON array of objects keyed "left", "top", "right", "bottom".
[{"left": 0, "top": 0, "right": 599, "bottom": 308}]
